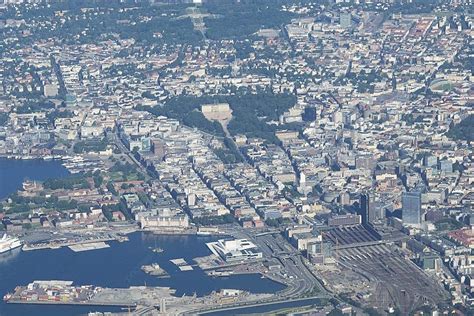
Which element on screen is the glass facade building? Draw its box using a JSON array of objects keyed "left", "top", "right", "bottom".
[{"left": 402, "top": 191, "right": 422, "bottom": 225}]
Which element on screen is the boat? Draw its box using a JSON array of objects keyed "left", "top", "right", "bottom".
[
  {"left": 149, "top": 238, "right": 163, "bottom": 253},
  {"left": 152, "top": 247, "right": 164, "bottom": 253},
  {"left": 3, "top": 293, "right": 11, "bottom": 302},
  {"left": 0, "top": 234, "right": 22, "bottom": 254}
]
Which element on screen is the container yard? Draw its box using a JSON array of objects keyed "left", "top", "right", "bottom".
[
  {"left": 3, "top": 281, "right": 177, "bottom": 307},
  {"left": 3, "top": 281, "right": 97, "bottom": 305},
  {"left": 3, "top": 281, "right": 274, "bottom": 315}
]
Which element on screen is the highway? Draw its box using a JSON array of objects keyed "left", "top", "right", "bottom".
[
  {"left": 195, "top": 296, "right": 328, "bottom": 316},
  {"left": 188, "top": 230, "right": 331, "bottom": 315},
  {"left": 189, "top": 225, "right": 332, "bottom": 316}
]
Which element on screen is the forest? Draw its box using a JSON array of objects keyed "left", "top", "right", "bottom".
[
  {"left": 204, "top": 1, "right": 294, "bottom": 40},
  {"left": 447, "top": 115, "right": 474, "bottom": 142}
]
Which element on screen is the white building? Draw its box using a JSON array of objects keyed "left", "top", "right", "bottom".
[{"left": 206, "top": 238, "right": 263, "bottom": 263}]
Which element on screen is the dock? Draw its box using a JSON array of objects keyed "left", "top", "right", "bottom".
[
  {"left": 68, "top": 242, "right": 110, "bottom": 252},
  {"left": 4, "top": 281, "right": 176, "bottom": 307},
  {"left": 170, "top": 258, "right": 194, "bottom": 271}
]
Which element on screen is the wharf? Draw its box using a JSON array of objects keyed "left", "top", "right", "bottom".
[
  {"left": 69, "top": 242, "right": 110, "bottom": 252},
  {"left": 5, "top": 282, "right": 176, "bottom": 307},
  {"left": 22, "top": 237, "right": 116, "bottom": 251}
]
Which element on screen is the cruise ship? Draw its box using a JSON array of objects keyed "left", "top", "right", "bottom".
[{"left": 0, "top": 234, "right": 22, "bottom": 254}]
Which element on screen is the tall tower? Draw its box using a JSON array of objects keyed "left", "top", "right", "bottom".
[
  {"left": 359, "top": 193, "right": 370, "bottom": 225},
  {"left": 402, "top": 191, "right": 422, "bottom": 226}
]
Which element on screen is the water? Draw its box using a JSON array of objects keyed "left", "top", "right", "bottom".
[
  {"left": 0, "top": 232, "right": 285, "bottom": 316},
  {"left": 0, "top": 158, "right": 70, "bottom": 200},
  {"left": 0, "top": 159, "right": 285, "bottom": 316}
]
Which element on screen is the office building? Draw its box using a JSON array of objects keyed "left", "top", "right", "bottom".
[
  {"left": 307, "top": 240, "right": 333, "bottom": 265},
  {"left": 359, "top": 193, "right": 370, "bottom": 224},
  {"left": 360, "top": 192, "right": 385, "bottom": 224},
  {"left": 402, "top": 191, "right": 422, "bottom": 226}
]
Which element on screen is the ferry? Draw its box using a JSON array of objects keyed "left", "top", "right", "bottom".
[{"left": 0, "top": 234, "right": 22, "bottom": 254}]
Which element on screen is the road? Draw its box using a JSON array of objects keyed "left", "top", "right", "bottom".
[
  {"left": 110, "top": 134, "right": 332, "bottom": 313},
  {"left": 221, "top": 225, "right": 329, "bottom": 299},
  {"left": 195, "top": 296, "right": 328, "bottom": 316},
  {"left": 188, "top": 228, "right": 331, "bottom": 315},
  {"left": 110, "top": 130, "right": 152, "bottom": 178}
]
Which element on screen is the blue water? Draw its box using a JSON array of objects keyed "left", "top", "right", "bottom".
[
  {"left": 0, "top": 158, "right": 70, "bottom": 200},
  {"left": 0, "top": 159, "right": 285, "bottom": 315},
  {"left": 0, "top": 233, "right": 285, "bottom": 316}
]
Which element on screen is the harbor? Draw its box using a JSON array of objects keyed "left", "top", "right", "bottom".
[
  {"left": 3, "top": 280, "right": 276, "bottom": 315},
  {"left": 0, "top": 232, "right": 285, "bottom": 316},
  {"left": 21, "top": 230, "right": 129, "bottom": 252},
  {"left": 4, "top": 281, "right": 176, "bottom": 308}
]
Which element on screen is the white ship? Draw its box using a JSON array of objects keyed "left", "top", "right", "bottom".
[{"left": 0, "top": 234, "right": 22, "bottom": 254}]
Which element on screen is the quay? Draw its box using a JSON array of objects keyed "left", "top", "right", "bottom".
[
  {"left": 22, "top": 237, "right": 118, "bottom": 251},
  {"left": 4, "top": 281, "right": 176, "bottom": 308}
]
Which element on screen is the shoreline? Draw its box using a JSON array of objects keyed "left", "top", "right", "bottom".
[
  {"left": 22, "top": 237, "right": 119, "bottom": 252},
  {"left": 5, "top": 300, "right": 136, "bottom": 307},
  {"left": 20, "top": 227, "right": 225, "bottom": 252},
  {"left": 0, "top": 155, "right": 65, "bottom": 161}
]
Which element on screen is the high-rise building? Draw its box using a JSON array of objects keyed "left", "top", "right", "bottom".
[
  {"left": 359, "top": 193, "right": 370, "bottom": 224},
  {"left": 402, "top": 191, "right": 422, "bottom": 226},
  {"left": 360, "top": 192, "right": 384, "bottom": 224}
]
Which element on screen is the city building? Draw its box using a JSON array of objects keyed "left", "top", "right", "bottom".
[
  {"left": 206, "top": 238, "right": 263, "bottom": 263},
  {"left": 402, "top": 191, "right": 423, "bottom": 226},
  {"left": 340, "top": 13, "right": 352, "bottom": 28}
]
